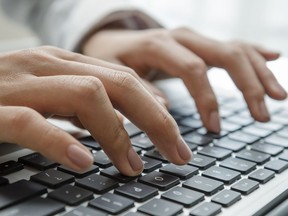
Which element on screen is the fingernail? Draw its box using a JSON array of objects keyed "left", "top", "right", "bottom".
[
  {"left": 67, "top": 145, "right": 93, "bottom": 169},
  {"left": 128, "top": 148, "right": 143, "bottom": 171},
  {"left": 259, "top": 101, "right": 270, "bottom": 121},
  {"left": 273, "top": 84, "right": 287, "bottom": 99},
  {"left": 177, "top": 137, "right": 192, "bottom": 161},
  {"left": 209, "top": 111, "right": 221, "bottom": 133}
]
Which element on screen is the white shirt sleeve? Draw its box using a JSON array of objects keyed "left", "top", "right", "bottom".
[{"left": 0, "top": 0, "right": 161, "bottom": 51}]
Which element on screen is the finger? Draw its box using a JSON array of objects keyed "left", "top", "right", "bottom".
[
  {"left": 0, "top": 106, "right": 93, "bottom": 171},
  {"left": 245, "top": 48, "right": 287, "bottom": 100},
  {"left": 142, "top": 34, "right": 220, "bottom": 133},
  {"left": 4, "top": 75, "right": 145, "bottom": 176},
  {"left": 253, "top": 45, "right": 280, "bottom": 61}
]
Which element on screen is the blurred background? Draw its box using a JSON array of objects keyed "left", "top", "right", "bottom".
[{"left": 0, "top": 0, "right": 287, "bottom": 56}]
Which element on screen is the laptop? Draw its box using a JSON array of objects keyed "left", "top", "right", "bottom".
[{"left": 0, "top": 58, "right": 288, "bottom": 216}]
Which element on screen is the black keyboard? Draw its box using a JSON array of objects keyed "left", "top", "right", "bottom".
[{"left": 1, "top": 95, "right": 288, "bottom": 216}]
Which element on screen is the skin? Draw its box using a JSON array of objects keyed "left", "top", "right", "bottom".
[
  {"left": 0, "top": 46, "right": 192, "bottom": 176},
  {"left": 82, "top": 27, "right": 287, "bottom": 134}
]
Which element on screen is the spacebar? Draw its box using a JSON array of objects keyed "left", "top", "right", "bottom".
[{"left": 253, "top": 187, "right": 288, "bottom": 216}]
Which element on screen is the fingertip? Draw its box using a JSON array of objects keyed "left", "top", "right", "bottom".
[
  {"left": 177, "top": 137, "right": 192, "bottom": 162},
  {"left": 127, "top": 147, "right": 144, "bottom": 174},
  {"left": 207, "top": 111, "right": 221, "bottom": 133},
  {"left": 66, "top": 144, "right": 94, "bottom": 170}
]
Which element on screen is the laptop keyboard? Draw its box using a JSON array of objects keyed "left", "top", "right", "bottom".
[{"left": 1, "top": 95, "right": 288, "bottom": 216}]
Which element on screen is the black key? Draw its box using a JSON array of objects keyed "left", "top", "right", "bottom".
[
  {"left": 161, "top": 186, "right": 204, "bottom": 207},
  {"left": 76, "top": 173, "right": 118, "bottom": 194},
  {"left": 251, "top": 142, "right": 283, "bottom": 156},
  {"left": 179, "top": 125, "right": 194, "bottom": 135},
  {"left": 183, "top": 132, "right": 213, "bottom": 146},
  {"left": 0, "top": 197, "right": 64, "bottom": 216},
  {"left": 89, "top": 193, "right": 134, "bottom": 215},
  {"left": 188, "top": 154, "right": 216, "bottom": 170},
  {"left": 211, "top": 189, "right": 241, "bottom": 207},
  {"left": 138, "top": 171, "right": 180, "bottom": 191},
  {"left": 229, "top": 131, "right": 260, "bottom": 144},
  {"left": 197, "top": 128, "right": 228, "bottom": 139},
  {"left": 264, "top": 159, "right": 288, "bottom": 173},
  {"left": 248, "top": 169, "right": 275, "bottom": 184},
  {"left": 219, "top": 108, "right": 235, "bottom": 118},
  {"left": 124, "top": 212, "right": 146, "bottom": 216},
  {"left": 131, "top": 134, "right": 154, "bottom": 150},
  {"left": 0, "top": 160, "right": 23, "bottom": 175},
  {"left": 57, "top": 164, "right": 99, "bottom": 178},
  {"left": 221, "top": 120, "right": 242, "bottom": 132},
  {"left": 133, "top": 146, "right": 142, "bottom": 154},
  {"left": 214, "top": 138, "right": 246, "bottom": 152},
  {"left": 226, "top": 115, "right": 254, "bottom": 126},
  {"left": 138, "top": 198, "right": 183, "bottom": 216},
  {"left": 101, "top": 166, "right": 137, "bottom": 183},
  {"left": 265, "top": 134, "right": 288, "bottom": 148},
  {"left": 231, "top": 179, "right": 259, "bottom": 195},
  {"left": 202, "top": 166, "right": 241, "bottom": 184},
  {"left": 63, "top": 206, "right": 107, "bottom": 216},
  {"left": 79, "top": 136, "right": 101, "bottom": 150},
  {"left": 0, "top": 176, "right": 8, "bottom": 185},
  {"left": 144, "top": 149, "right": 168, "bottom": 163},
  {"left": 114, "top": 182, "right": 158, "bottom": 202},
  {"left": 183, "top": 175, "right": 224, "bottom": 196},
  {"left": 141, "top": 156, "right": 162, "bottom": 173},
  {"left": 48, "top": 184, "right": 93, "bottom": 206},
  {"left": 236, "top": 149, "right": 270, "bottom": 165},
  {"left": 30, "top": 168, "right": 74, "bottom": 189},
  {"left": 0, "top": 180, "right": 47, "bottom": 210},
  {"left": 160, "top": 164, "right": 198, "bottom": 180},
  {"left": 179, "top": 117, "right": 203, "bottom": 129},
  {"left": 92, "top": 151, "right": 112, "bottom": 168},
  {"left": 18, "top": 152, "right": 57, "bottom": 170},
  {"left": 198, "top": 146, "right": 232, "bottom": 160},
  {"left": 124, "top": 122, "right": 142, "bottom": 137},
  {"left": 254, "top": 122, "right": 283, "bottom": 131},
  {"left": 279, "top": 151, "right": 288, "bottom": 161},
  {"left": 220, "top": 157, "right": 256, "bottom": 174},
  {"left": 190, "top": 202, "right": 222, "bottom": 216},
  {"left": 187, "top": 143, "right": 198, "bottom": 151},
  {"left": 242, "top": 125, "right": 272, "bottom": 138}
]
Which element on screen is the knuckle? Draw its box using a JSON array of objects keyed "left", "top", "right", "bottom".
[
  {"left": 10, "top": 107, "right": 38, "bottom": 131},
  {"left": 173, "top": 26, "right": 191, "bottom": 33},
  {"left": 245, "top": 87, "right": 265, "bottom": 100},
  {"left": 225, "top": 43, "right": 245, "bottom": 60},
  {"left": 144, "top": 29, "right": 171, "bottom": 50},
  {"left": 183, "top": 59, "right": 207, "bottom": 77},
  {"left": 108, "top": 125, "right": 129, "bottom": 152},
  {"left": 113, "top": 72, "right": 138, "bottom": 90}
]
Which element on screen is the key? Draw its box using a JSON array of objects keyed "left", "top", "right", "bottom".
[
  {"left": 231, "top": 179, "right": 259, "bottom": 195},
  {"left": 92, "top": 151, "right": 112, "bottom": 168},
  {"left": 138, "top": 171, "right": 180, "bottom": 191},
  {"left": 178, "top": 117, "right": 203, "bottom": 129},
  {"left": 75, "top": 173, "right": 118, "bottom": 194},
  {"left": 188, "top": 154, "right": 216, "bottom": 170},
  {"left": 18, "top": 152, "right": 57, "bottom": 170},
  {"left": 131, "top": 134, "right": 154, "bottom": 150},
  {"left": 236, "top": 149, "right": 270, "bottom": 165},
  {"left": 114, "top": 182, "right": 158, "bottom": 202},
  {"left": 124, "top": 212, "right": 147, "bottom": 216},
  {"left": 138, "top": 198, "right": 183, "bottom": 216},
  {"left": 144, "top": 150, "right": 168, "bottom": 163},
  {"left": 170, "top": 105, "right": 197, "bottom": 117},
  {"left": 63, "top": 206, "right": 107, "bottom": 216},
  {"left": 190, "top": 202, "right": 222, "bottom": 216},
  {"left": 248, "top": 169, "right": 275, "bottom": 184},
  {"left": 264, "top": 159, "right": 288, "bottom": 173},
  {"left": 183, "top": 176, "right": 224, "bottom": 196},
  {"left": 251, "top": 142, "right": 283, "bottom": 156},
  {"left": 0, "top": 160, "right": 23, "bottom": 175},
  {"left": 187, "top": 143, "right": 198, "bottom": 151},
  {"left": 48, "top": 184, "right": 93, "bottom": 206},
  {"left": 197, "top": 128, "right": 228, "bottom": 139},
  {"left": 279, "top": 151, "right": 288, "bottom": 161},
  {"left": 214, "top": 138, "right": 246, "bottom": 152},
  {"left": 229, "top": 131, "right": 260, "bottom": 144},
  {"left": 0, "top": 176, "right": 8, "bottom": 186},
  {"left": 179, "top": 125, "right": 194, "bottom": 135},
  {"left": 183, "top": 132, "right": 213, "bottom": 146},
  {"left": 161, "top": 186, "right": 204, "bottom": 207},
  {"left": 219, "top": 108, "right": 235, "bottom": 118},
  {"left": 202, "top": 166, "right": 241, "bottom": 184},
  {"left": 220, "top": 157, "right": 256, "bottom": 174},
  {"left": 57, "top": 164, "right": 99, "bottom": 178},
  {"left": 226, "top": 115, "right": 254, "bottom": 126},
  {"left": 89, "top": 193, "right": 134, "bottom": 215},
  {"left": 160, "top": 164, "right": 199, "bottom": 180},
  {"left": 241, "top": 125, "right": 272, "bottom": 138},
  {"left": 211, "top": 189, "right": 241, "bottom": 207},
  {"left": 254, "top": 122, "right": 283, "bottom": 131},
  {"left": 265, "top": 134, "right": 288, "bottom": 148},
  {"left": 79, "top": 136, "right": 101, "bottom": 150},
  {"left": 221, "top": 120, "right": 242, "bottom": 132},
  {"left": 124, "top": 122, "right": 142, "bottom": 137},
  {"left": 0, "top": 180, "right": 47, "bottom": 210},
  {"left": 197, "top": 146, "right": 232, "bottom": 160},
  {"left": 0, "top": 197, "right": 64, "bottom": 216},
  {"left": 277, "top": 127, "right": 288, "bottom": 138},
  {"left": 30, "top": 168, "right": 74, "bottom": 189},
  {"left": 101, "top": 166, "right": 137, "bottom": 183},
  {"left": 141, "top": 156, "right": 162, "bottom": 173}
]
